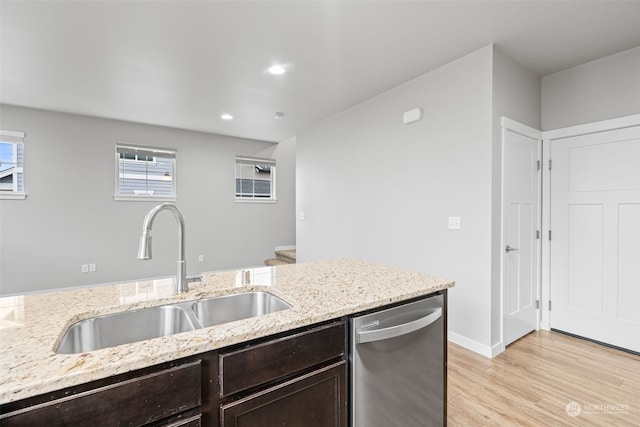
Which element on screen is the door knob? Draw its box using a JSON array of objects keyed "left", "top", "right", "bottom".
[{"left": 505, "top": 245, "right": 519, "bottom": 253}]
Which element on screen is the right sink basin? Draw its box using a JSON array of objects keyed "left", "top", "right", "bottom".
[{"left": 191, "top": 291, "right": 292, "bottom": 328}]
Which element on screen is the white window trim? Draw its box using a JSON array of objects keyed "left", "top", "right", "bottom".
[
  {"left": 115, "top": 194, "right": 177, "bottom": 202},
  {"left": 114, "top": 142, "right": 177, "bottom": 202},
  {"left": 235, "top": 155, "right": 277, "bottom": 203},
  {"left": 120, "top": 156, "right": 158, "bottom": 166},
  {"left": 0, "top": 130, "right": 26, "bottom": 200},
  {"left": 235, "top": 197, "right": 278, "bottom": 204}
]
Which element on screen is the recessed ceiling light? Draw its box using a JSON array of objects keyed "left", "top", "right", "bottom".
[
  {"left": 221, "top": 113, "right": 233, "bottom": 121},
  {"left": 274, "top": 112, "right": 285, "bottom": 119},
  {"left": 268, "top": 65, "right": 286, "bottom": 75}
]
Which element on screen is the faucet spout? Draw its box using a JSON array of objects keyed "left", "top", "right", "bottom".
[
  {"left": 137, "top": 203, "right": 188, "bottom": 294},
  {"left": 137, "top": 232, "right": 153, "bottom": 260}
]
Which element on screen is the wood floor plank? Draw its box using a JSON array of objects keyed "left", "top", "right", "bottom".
[{"left": 447, "top": 331, "right": 640, "bottom": 426}]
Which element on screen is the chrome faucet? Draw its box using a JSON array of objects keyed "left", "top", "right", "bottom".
[{"left": 137, "top": 203, "right": 188, "bottom": 294}]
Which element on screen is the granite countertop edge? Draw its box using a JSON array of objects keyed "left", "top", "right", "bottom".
[{"left": 0, "top": 258, "right": 454, "bottom": 404}]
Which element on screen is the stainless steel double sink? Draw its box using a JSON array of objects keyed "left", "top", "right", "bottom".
[{"left": 56, "top": 292, "right": 292, "bottom": 354}]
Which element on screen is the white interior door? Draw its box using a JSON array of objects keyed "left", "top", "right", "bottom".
[
  {"left": 550, "top": 125, "right": 640, "bottom": 352},
  {"left": 503, "top": 129, "right": 540, "bottom": 346}
]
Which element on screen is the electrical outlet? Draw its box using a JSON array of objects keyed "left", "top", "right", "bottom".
[
  {"left": 89, "top": 263, "right": 97, "bottom": 272},
  {"left": 81, "top": 264, "right": 89, "bottom": 273}
]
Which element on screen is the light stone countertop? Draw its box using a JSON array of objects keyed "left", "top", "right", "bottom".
[{"left": 0, "top": 258, "right": 454, "bottom": 404}]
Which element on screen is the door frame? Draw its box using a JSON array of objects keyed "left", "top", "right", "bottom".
[
  {"left": 541, "top": 113, "right": 640, "bottom": 331},
  {"left": 500, "top": 117, "right": 543, "bottom": 355}
]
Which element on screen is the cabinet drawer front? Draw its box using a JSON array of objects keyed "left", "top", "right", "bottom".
[
  {"left": 220, "top": 321, "right": 345, "bottom": 397},
  {"left": 154, "top": 413, "right": 202, "bottom": 427},
  {"left": 221, "top": 361, "right": 347, "bottom": 427},
  {"left": 0, "top": 361, "right": 202, "bottom": 426}
]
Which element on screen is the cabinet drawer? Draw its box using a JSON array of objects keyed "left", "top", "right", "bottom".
[
  {"left": 220, "top": 321, "right": 345, "bottom": 397},
  {"left": 152, "top": 413, "right": 202, "bottom": 427},
  {"left": 0, "top": 361, "right": 202, "bottom": 426},
  {"left": 221, "top": 361, "right": 347, "bottom": 427}
]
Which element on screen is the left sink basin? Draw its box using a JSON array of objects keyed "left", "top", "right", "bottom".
[{"left": 56, "top": 305, "right": 197, "bottom": 354}]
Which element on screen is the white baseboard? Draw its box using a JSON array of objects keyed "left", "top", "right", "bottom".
[
  {"left": 448, "top": 331, "right": 496, "bottom": 358},
  {"left": 274, "top": 245, "right": 296, "bottom": 251},
  {"left": 540, "top": 321, "right": 551, "bottom": 331},
  {"left": 491, "top": 342, "right": 505, "bottom": 358}
]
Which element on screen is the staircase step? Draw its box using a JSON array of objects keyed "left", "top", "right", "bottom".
[
  {"left": 275, "top": 249, "right": 296, "bottom": 263},
  {"left": 264, "top": 258, "right": 290, "bottom": 266}
]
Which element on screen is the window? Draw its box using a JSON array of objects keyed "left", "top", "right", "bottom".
[
  {"left": 115, "top": 143, "right": 176, "bottom": 200},
  {"left": 235, "top": 156, "right": 276, "bottom": 201},
  {"left": 0, "top": 130, "right": 26, "bottom": 200}
]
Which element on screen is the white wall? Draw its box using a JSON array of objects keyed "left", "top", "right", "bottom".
[
  {"left": 491, "top": 47, "right": 541, "bottom": 350},
  {"left": 542, "top": 46, "right": 640, "bottom": 130},
  {"left": 297, "top": 46, "right": 495, "bottom": 350},
  {"left": 261, "top": 135, "right": 296, "bottom": 250},
  {"left": 297, "top": 44, "right": 541, "bottom": 355},
  {"left": 0, "top": 105, "right": 296, "bottom": 295}
]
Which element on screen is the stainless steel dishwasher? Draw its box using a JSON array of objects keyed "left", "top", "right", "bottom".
[{"left": 350, "top": 293, "right": 445, "bottom": 426}]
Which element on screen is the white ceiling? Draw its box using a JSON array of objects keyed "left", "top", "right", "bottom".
[{"left": 1, "top": 1, "right": 639, "bottom": 142}]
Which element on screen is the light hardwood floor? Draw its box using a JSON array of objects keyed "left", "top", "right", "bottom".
[{"left": 447, "top": 331, "right": 640, "bottom": 426}]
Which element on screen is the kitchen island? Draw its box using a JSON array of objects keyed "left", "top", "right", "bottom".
[{"left": 0, "top": 259, "right": 453, "bottom": 424}]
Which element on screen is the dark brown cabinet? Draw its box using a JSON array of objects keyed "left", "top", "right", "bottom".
[
  {"left": 218, "top": 321, "right": 347, "bottom": 427},
  {"left": 0, "top": 360, "right": 202, "bottom": 426},
  {"left": 221, "top": 362, "right": 346, "bottom": 427}
]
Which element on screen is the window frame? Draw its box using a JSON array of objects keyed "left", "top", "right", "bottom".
[
  {"left": 114, "top": 142, "right": 177, "bottom": 202},
  {"left": 119, "top": 152, "right": 158, "bottom": 165},
  {"left": 235, "top": 155, "right": 277, "bottom": 203},
  {"left": 0, "top": 130, "right": 26, "bottom": 200}
]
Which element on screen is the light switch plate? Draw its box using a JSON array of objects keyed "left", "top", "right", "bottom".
[{"left": 448, "top": 216, "right": 461, "bottom": 230}]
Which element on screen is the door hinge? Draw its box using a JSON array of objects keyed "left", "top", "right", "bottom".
[
  {"left": 537, "top": 160, "right": 541, "bottom": 171},
  {"left": 548, "top": 159, "right": 553, "bottom": 170},
  {"left": 549, "top": 230, "right": 552, "bottom": 241},
  {"left": 536, "top": 230, "right": 540, "bottom": 240},
  {"left": 536, "top": 300, "right": 540, "bottom": 309},
  {"left": 549, "top": 301, "right": 552, "bottom": 311}
]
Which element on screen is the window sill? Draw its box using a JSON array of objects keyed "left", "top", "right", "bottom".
[
  {"left": 235, "top": 198, "right": 277, "bottom": 204},
  {"left": 0, "top": 192, "right": 27, "bottom": 200},
  {"left": 114, "top": 195, "right": 177, "bottom": 202}
]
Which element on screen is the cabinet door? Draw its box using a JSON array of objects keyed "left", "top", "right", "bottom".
[{"left": 221, "top": 362, "right": 346, "bottom": 427}]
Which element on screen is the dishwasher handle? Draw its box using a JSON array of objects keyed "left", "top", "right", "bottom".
[{"left": 357, "top": 307, "right": 442, "bottom": 344}]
